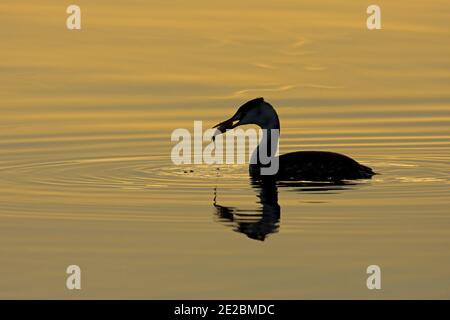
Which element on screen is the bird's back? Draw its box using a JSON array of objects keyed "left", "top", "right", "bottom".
[{"left": 251, "top": 151, "right": 375, "bottom": 181}]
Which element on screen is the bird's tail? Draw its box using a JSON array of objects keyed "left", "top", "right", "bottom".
[{"left": 359, "top": 164, "right": 377, "bottom": 178}]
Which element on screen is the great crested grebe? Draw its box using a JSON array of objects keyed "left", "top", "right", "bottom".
[{"left": 212, "top": 97, "right": 376, "bottom": 181}]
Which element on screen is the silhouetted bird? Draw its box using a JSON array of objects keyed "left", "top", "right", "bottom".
[{"left": 213, "top": 97, "right": 376, "bottom": 181}]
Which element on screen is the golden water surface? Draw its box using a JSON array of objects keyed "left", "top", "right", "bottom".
[{"left": 1, "top": 0, "right": 449, "bottom": 298}]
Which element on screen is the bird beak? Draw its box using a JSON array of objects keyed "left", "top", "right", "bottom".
[{"left": 212, "top": 115, "right": 240, "bottom": 141}]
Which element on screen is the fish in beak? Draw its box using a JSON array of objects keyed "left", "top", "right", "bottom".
[{"left": 212, "top": 114, "right": 241, "bottom": 141}]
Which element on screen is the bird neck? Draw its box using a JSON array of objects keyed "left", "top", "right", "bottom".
[{"left": 251, "top": 116, "right": 280, "bottom": 168}]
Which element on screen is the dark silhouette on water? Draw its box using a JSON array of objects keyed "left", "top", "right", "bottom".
[
  {"left": 214, "top": 178, "right": 280, "bottom": 241},
  {"left": 213, "top": 97, "right": 376, "bottom": 181},
  {"left": 213, "top": 178, "right": 356, "bottom": 241}
]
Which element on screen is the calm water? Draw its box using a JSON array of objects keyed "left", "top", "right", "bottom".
[{"left": 1, "top": 0, "right": 449, "bottom": 298}]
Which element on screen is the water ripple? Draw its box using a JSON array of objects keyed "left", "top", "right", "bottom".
[{"left": 0, "top": 153, "right": 448, "bottom": 200}]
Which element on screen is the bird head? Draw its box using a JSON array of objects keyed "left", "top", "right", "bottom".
[{"left": 212, "top": 97, "right": 278, "bottom": 140}]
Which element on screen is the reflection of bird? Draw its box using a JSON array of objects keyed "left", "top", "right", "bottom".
[
  {"left": 213, "top": 97, "right": 376, "bottom": 181},
  {"left": 213, "top": 179, "right": 280, "bottom": 241},
  {"left": 213, "top": 178, "right": 356, "bottom": 241}
]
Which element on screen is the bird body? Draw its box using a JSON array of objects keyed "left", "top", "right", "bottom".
[
  {"left": 251, "top": 151, "right": 375, "bottom": 181},
  {"left": 213, "top": 97, "right": 376, "bottom": 181}
]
